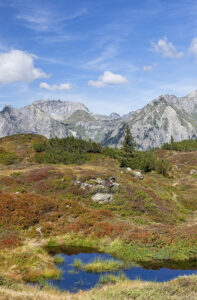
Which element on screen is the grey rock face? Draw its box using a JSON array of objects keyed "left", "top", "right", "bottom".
[
  {"left": 104, "top": 92, "right": 197, "bottom": 149},
  {"left": 33, "top": 99, "right": 89, "bottom": 121},
  {"left": 1, "top": 91, "right": 197, "bottom": 149},
  {"left": 0, "top": 104, "right": 72, "bottom": 138}
]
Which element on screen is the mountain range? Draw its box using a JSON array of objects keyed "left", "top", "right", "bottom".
[{"left": 1, "top": 91, "right": 197, "bottom": 149}]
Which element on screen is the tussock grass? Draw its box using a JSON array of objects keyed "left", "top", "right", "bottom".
[
  {"left": 73, "top": 257, "right": 124, "bottom": 272},
  {"left": 53, "top": 254, "right": 64, "bottom": 264},
  {"left": 73, "top": 259, "right": 83, "bottom": 269},
  {"left": 98, "top": 272, "right": 128, "bottom": 285}
]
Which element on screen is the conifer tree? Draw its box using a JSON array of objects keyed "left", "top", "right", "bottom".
[
  {"left": 122, "top": 124, "right": 135, "bottom": 157},
  {"left": 170, "top": 135, "right": 174, "bottom": 144}
]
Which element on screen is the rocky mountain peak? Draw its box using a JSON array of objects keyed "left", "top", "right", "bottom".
[
  {"left": 2, "top": 104, "right": 14, "bottom": 113},
  {"left": 109, "top": 112, "right": 121, "bottom": 119},
  {"left": 33, "top": 99, "right": 89, "bottom": 122},
  {"left": 186, "top": 90, "right": 197, "bottom": 98},
  {"left": 1, "top": 91, "right": 197, "bottom": 150}
]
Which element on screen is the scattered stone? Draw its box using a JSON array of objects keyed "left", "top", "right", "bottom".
[
  {"left": 132, "top": 170, "right": 144, "bottom": 180},
  {"left": 74, "top": 180, "right": 81, "bottom": 185},
  {"left": 96, "top": 178, "right": 105, "bottom": 185},
  {"left": 36, "top": 226, "right": 43, "bottom": 236},
  {"left": 81, "top": 182, "right": 92, "bottom": 190},
  {"left": 111, "top": 182, "right": 120, "bottom": 190},
  {"left": 190, "top": 169, "right": 197, "bottom": 175},
  {"left": 108, "top": 176, "right": 116, "bottom": 182},
  {"left": 91, "top": 193, "right": 113, "bottom": 203},
  {"left": 127, "top": 167, "right": 132, "bottom": 172}
]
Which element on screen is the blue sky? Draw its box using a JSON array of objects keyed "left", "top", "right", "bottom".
[{"left": 1, "top": 0, "right": 197, "bottom": 114}]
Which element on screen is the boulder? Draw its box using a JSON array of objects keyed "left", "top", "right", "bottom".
[
  {"left": 111, "top": 182, "right": 120, "bottom": 190},
  {"left": 127, "top": 167, "right": 132, "bottom": 172},
  {"left": 81, "top": 182, "right": 92, "bottom": 190},
  {"left": 132, "top": 170, "right": 144, "bottom": 180},
  {"left": 190, "top": 169, "right": 197, "bottom": 175},
  {"left": 91, "top": 193, "right": 113, "bottom": 203},
  {"left": 96, "top": 178, "right": 105, "bottom": 185}
]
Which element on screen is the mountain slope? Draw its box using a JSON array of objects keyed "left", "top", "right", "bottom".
[
  {"left": 104, "top": 93, "right": 197, "bottom": 149},
  {"left": 0, "top": 104, "right": 73, "bottom": 138},
  {"left": 1, "top": 91, "right": 197, "bottom": 148}
]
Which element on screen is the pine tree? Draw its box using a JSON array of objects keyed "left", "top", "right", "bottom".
[
  {"left": 122, "top": 124, "right": 135, "bottom": 157},
  {"left": 170, "top": 135, "right": 174, "bottom": 144}
]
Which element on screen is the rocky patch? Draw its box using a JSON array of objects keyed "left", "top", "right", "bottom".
[{"left": 75, "top": 176, "right": 120, "bottom": 203}]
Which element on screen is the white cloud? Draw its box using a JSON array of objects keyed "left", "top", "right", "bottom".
[
  {"left": 88, "top": 71, "right": 128, "bottom": 88},
  {"left": 152, "top": 37, "right": 184, "bottom": 58},
  {"left": 189, "top": 37, "right": 197, "bottom": 57},
  {"left": 88, "top": 80, "right": 105, "bottom": 87},
  {"left": 142, "top": 63, "right": 158, "bottom": 72},
  {"left": 0, "top": 50, "right": 48, "bottom": 84},
  {"left": 40, "top": 82, "right": 72, "bottom": 91}
]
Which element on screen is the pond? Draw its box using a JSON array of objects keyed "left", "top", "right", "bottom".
[{"left": 49, "top": 252, "right": 197, "bottom": 293}]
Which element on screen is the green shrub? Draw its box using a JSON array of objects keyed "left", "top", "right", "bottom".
[
  {"left": 102, "top": 146, "right": 121, "bottom": 159},
  {"left": 118, "top": 150, "right": 170, "bottom": 176},
  {"left": 34, "top": 137, "right": 102, "bottom": 165},
  {"left": 155, "top": 158, "right": 171, "bottom": 176},
  {"left": 162, "top": 139, "right": 197, "bottom": 152}
]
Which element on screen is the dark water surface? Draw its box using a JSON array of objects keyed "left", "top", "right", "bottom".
[{"left": 49, "top": 252, "right": 197, "bottom": 292}]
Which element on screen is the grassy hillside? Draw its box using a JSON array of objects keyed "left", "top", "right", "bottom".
[{"left": 0, "top": 134, "right": 197, "bottom": 299}]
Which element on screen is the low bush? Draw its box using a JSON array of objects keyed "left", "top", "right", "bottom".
[
  {"left": 34, "top": 137, "right": 102, "bottom": 165},
  {"left": 162, "top": 139, "right": 197, "bottom": 152},
  {"left": 119, "top": 150, "right": 171, "bottom": 176}
]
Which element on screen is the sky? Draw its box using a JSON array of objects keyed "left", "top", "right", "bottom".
[{"left": 1, "top": 0, "right": 197, "bottom": 115}]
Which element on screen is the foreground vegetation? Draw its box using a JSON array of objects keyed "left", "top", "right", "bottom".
[
  {"left": 0, "top": 133, "right": 197, "bottom": 298},
  {"left": 1, "top": 274, "right": 197, "bottom": 299}
]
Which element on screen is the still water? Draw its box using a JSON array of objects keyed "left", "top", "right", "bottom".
[{"left": 49, "top": 252, "right": 197, "bottom": 292}]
